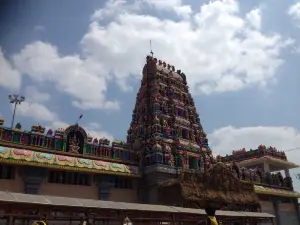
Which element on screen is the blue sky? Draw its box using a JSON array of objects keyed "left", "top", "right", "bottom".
[{"left": 1, "top": 0, "right": 300, "bottom": 191}]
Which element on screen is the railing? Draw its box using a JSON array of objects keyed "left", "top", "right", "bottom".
[{"left": 221, "top": 148, "right": 287, "bottom": 163}]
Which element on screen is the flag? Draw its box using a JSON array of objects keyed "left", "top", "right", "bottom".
[{"left": 79, "top": 114, "right": 83, "bottom": 119}]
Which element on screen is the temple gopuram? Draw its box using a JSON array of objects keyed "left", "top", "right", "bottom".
[{"left": 0, "top": 56, "right": 299, "bottom": 225}]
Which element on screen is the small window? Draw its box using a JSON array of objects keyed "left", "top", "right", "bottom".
[
  {"left": 0, "top": 165, "right": 15, "bottom": 180},
  {"left": 114, "top": 176, "right": 133, "bottom": 189},
  {"left": 48, "top": 170, "right": 91, "bottom": 186}
]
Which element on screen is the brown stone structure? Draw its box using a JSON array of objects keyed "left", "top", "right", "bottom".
[{"left": 158, "top": 163, "right": 260, "bottom": 211}]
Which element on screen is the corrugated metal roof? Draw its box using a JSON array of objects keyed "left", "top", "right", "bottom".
[
  {"left": 99, "top": 200, "right": 127, "bottom": 210},
  {"left": 76, "top": 198, "right": 125, "bottom": 209},
  {"left": 11, "top": 193, "right": 50, "bottom": 205},
  {"left": 242, "top": 212, "right": 275, "bottom": 218},
  {"left": 120, "top": 202, "right": 178, "bottom": 213},
  {"left": 0, "top": 191, "right": 274, "bottom": 219},
  {"left": 0, "top": 191, "right": 15, "bottom": 202},
  {"left": 46, "top": 196, "right": 82, "bottom": 207},
  {"left": 216, "top": 210, "right": 246, "bottom": 217},
  {"left": 171, "top": 206, "right": 205, "bottom": 215}
]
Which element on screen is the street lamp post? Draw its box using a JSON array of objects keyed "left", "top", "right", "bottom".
[{"left": 8, "top": 94, "right": 25, "bottom": 129}]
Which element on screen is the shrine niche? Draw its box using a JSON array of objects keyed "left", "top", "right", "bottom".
[{"left": 64, "top": 125, "right": 87, "bottom": 154}]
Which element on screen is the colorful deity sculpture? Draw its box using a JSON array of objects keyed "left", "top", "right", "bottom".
[{"left": 69, "top": 134, "right": 80, "bottom": 154}]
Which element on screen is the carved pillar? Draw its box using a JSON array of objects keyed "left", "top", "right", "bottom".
[
  {"left": 19, "top": 166, "right": 47, "bottom": 194},
  {"left": 95, "top": 175, "right": 114, "bottom": 200}
]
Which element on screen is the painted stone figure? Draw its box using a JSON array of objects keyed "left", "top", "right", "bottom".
[{"left": 69, "top": 135, "right": 80, "bottom": 154}]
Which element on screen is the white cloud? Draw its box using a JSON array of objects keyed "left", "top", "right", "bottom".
[
  {"left": 144, "top": 0, "right": 192, "bottom": 19},
  {"left": 50, "top": 121, "right": 69, "bottom": 130},
  {"left": 25, "top": 86, "right": 50, "bottom": 103},
  {"left": 10, "top": 86, "right": 114, "bottom": 139},
  {"left": 83, "top": 0, "right": 291, "bottom": 95},
  {"left": 0, "top": 47, "right": 21, "bottom": 91},
  {"left": 15, "top": 102, "right": 58, "bottom": 122},
  {"left": 11, "top": 87, "right": 56, "bottom": 123},
  {"left": 288, "top": 2, "right": 300, "bottom": 26},
  {"left": 85, "top": 122, "right": 114, "bottom": 141},
  {"left": 208, "top": 126, "right": 300, "bottom": 192},
  {"left": 12, "top": 41, "right": 120, "bottom": 110},
  {"left": 91, "top": 0, "right": 140, "bottom": 21},
  {"left": 3, "top": 0, "right": 293, "bottom": 110},
  {"left": 246, "top": 8, "right": 261, "bottom": 30}
]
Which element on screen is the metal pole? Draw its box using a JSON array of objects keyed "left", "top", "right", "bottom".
[{"left": 11, "top": 102, "right": 17, "bottom": 129}]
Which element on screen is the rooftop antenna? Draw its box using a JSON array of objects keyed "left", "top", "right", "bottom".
[{"left": 150, "top": 40, "right": 153, "bottom": 57}]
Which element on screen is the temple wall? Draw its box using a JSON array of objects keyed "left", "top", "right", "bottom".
[
  {"left": 0, "top": 171, "right": 23, "bottom": 193},
  {"left": 259, "top": 201, "right": 275, "bottom": 225},
  {"left": 260, "top": 199, "right": 300, "bottom": 225},
  {"left": 109, "top": 188, "right": 138, "bottom": 202},
  {"left": 39, "top": 181, "right": 99, "bottom": 199},
  {"left": 260, "top": 201, "right": 275, "bottom": 214},
  {"left": 109, "top": 178, "right": 138, "bottom": 203},
  {"left": 278, "top": 203, "right": 299, "bottom": 225}
]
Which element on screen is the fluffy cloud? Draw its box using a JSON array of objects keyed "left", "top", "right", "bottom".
[
  {"left": 16, "top": 102, "right": 114, "bottom": 140},
  {"left": 25, "top": 86, "right": 50, "bottom": 103},
  {"left": 84, "top": 0, "right": 292, "bottom": 94},
  {"left": 288, "top": 2, "right": 300, "bottom": 26},
  {"left": 3, "top": 0, "right": 291, "bottom": 111},
  {"left": 144, "top": 0, "right": 192, "bottom": 19},
  {"left": 208, "top": 126, "right": 300, "bottom": 191},
  {"left": 16, "top": 102, "right": 58, "bottom": 122},
  {"left": 12, "top": 42, "right": 119, "bottom": 110},
  {"left": 84, "top": 122, "right": 114, "bottom": 141},
  {"left": 246, "top": 8, "right": 261, "bottom": 30},
  {"left": 0, "top": 48, "right": 21, "bottom": 91}
]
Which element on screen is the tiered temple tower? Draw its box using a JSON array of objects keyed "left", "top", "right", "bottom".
[{"left": 126, "top": 56, "right": 213, "bottom": 203}]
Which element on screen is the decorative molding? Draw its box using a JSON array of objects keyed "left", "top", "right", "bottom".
[
  {"left": 254, "top": 185, "right": 300, "bottom": 198},
  {"left": 0, "top": 146, "right": 140, "bottom": 177}
]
